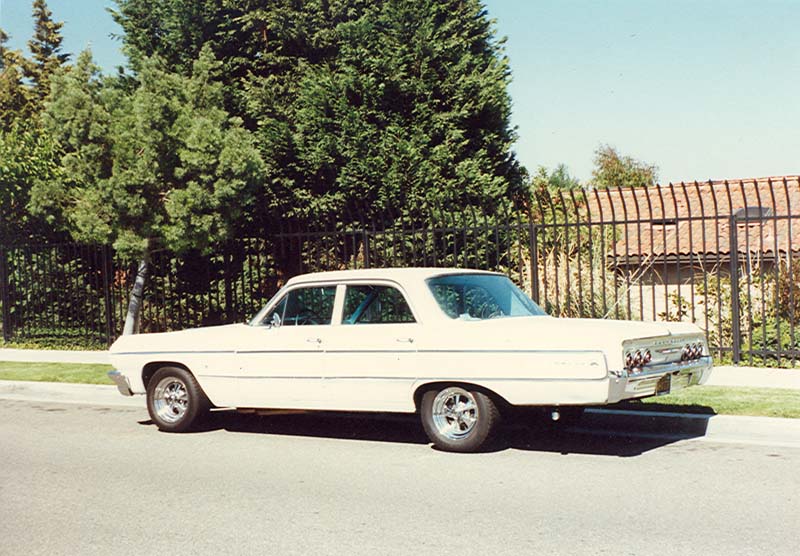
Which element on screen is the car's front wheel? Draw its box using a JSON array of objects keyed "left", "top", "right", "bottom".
[
  {"left": 420, "top": 386, "right": 500, "bottom": 452},
  {"left": 146, "top": 367, "right": 210, "bottom": 432}
]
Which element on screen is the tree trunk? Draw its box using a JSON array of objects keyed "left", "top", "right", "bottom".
[{"left": 122, "top": 248, "right": 151, "bottom": 335}]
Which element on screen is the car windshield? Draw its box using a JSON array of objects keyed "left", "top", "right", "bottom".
[{"left": 427, "top": 273, "right": 547, "bottom": 320}]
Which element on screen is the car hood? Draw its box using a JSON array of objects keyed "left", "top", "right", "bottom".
[{"left": 109, "top": 323, "right": 248, "bottom": 354}]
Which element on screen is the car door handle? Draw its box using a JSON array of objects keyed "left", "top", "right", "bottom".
[
  {"left": 396, "top": 338, "right": 414, "bottom": 343},
  {"left": 306, "top": 338, "right": 322, "bottom": 344}
]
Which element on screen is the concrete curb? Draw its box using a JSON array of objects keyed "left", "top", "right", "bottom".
[
  {"left": 0, "top": 380, "right": 142, "bottom": 408},
  {"left": 1, "top": 380, "right": 799, "bottom": 448}
]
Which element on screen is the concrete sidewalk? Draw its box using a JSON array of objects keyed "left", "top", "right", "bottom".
[
  {"left": 2, "top": 349, "right": 798, "bottom": 388},
  {"left": 705, "top": 365, "right": 800, "bottom": 389},
  {"left": 0, "top": 348, "right": 110, "bottom": 364}
]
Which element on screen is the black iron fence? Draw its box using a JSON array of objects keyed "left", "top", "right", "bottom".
[{"left": 1, "top": 177, "right": 798, "bottom": 366}]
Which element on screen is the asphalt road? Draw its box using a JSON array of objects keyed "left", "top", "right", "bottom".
[{"left": 1, "top": 401, "right": 798, "bottom": 556}]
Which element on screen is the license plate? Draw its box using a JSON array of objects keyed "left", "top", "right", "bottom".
[{"left": 655, "top": 374, "right": 671, "bottom": 396}]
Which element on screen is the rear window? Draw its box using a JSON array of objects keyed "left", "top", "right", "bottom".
[{"left": 427, "top": 274, "right": 546, "bottom": 320}]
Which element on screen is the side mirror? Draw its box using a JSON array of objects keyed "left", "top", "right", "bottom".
[{"left": 269, "top": 312, "right": 282, "bottom": 329}]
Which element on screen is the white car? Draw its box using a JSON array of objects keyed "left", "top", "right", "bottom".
[{"left": 109, "top": 268, "right": 712, "bottom": 452}]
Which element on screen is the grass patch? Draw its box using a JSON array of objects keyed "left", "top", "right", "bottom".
[
  {"left": 615, "top": 386, "right": 800, "bottom": 419},
  {"left": 0, "top": 361, "right": 114, "bottom": 385}
]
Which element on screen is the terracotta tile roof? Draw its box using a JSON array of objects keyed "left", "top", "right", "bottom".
[{"left": 585, "top": 176, "right": 800, "bottom": 259}]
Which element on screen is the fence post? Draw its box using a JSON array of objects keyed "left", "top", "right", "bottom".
[
  {"left": 0, "top": 247, "right": 10, "bottom": 342},
  {"left": 729, "top": 215, "right": 741, "bottom": 364},
  {"left": 529, "top": 223, "right": 540, "bottom": 303}
]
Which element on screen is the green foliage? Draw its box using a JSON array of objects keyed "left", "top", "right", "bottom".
[
  {"left": 32, "top": 47, "right": 265, "bottom": 259},
  {"left": 0, "top": 2, "right": 70, "bottom": 243},
  {"left": 659, "top": 291, "right": 690, "bottom": 322},
  {"left": 0, "top": 123, "right": 61, "bottom": 243},
  {"left": 0, "top": 1, "right": 70, "bottom": 129},
  {"left": 697, "top": 260, "right": 799, "bottom": 367},
  {"left": 0, "top": 28, "right": 35, "bottom": 129},
  {"left": 591, "top": 144, "right": 658, "bottom": 189},
  {"left": 530, "top": 164, "right": 582, "bottom": 193},
  {"left": 110, "top": 0, "right": 223, "bottom": 75},
  {"left": 286, "top": 0, "right": 524, "bottom": 219},
  {"left": 25, "top": 0, "right": 71, "bottom": 104},
  {"left": 112, "top": 0, "right": 525, "bottom": 225}
]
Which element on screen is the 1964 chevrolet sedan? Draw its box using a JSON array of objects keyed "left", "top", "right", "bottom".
[{"left": 109, "top": 268, "right": 712, "bottom": 451}]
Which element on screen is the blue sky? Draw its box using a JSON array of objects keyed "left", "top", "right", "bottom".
[{"left": 2, "top": 0, "right": 798, "bottom": 184}]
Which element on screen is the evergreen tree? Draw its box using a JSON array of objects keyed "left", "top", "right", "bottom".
[
  {"left": 26, "top": 0, "right": 70, "bottom": 103},
  {"left": 286, "top": 0, "right": 525, "bottom": 219},
  {"left": 112, "top": 0, "right": 525, "bottom": 226},
  {"left": 110, "top": 0, "right": 223, "bottom": 75},
  {"left": 0, "top": 28, "right": 34, "bottom": 129},
  {"left": 32, "top": 48, "right": 265, "bottom": 333}
]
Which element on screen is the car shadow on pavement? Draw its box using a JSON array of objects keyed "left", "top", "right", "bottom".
[{"left": 139, "top": 408, "right": 710, "bottom": 457}]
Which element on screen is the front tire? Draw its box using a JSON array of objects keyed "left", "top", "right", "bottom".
[
  {"left": 420, "top": 386, "right": 501, "bottom": 452},
  {"left": 146, "top": 367, "right": 210, "bottom": 432}
]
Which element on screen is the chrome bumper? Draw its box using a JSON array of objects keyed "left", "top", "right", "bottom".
[
  {"left": 608, "top": 356, "right": 712, "bottom": 403},
  {"left": 108, "top": 370, "right": 133, "bottom": 396}
]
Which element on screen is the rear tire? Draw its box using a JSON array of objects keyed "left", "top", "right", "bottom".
[
  {"left": 146, "top": 367, "right": 210, "bottom": 432},
  {"left": 420, "top": 386, "right": 501, "bottom": 452}
]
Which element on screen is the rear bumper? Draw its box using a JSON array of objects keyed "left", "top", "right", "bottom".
[
  {"left": 608, "top": 356, "right": 712, "bottom": 403},
  {"left": 108, "top": 370, "right": 133, "bottom": 396}
]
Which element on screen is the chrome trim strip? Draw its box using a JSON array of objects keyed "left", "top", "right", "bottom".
[
  {"left": 625, "top": 356, "right": 712, "bottom": 379},
  {"left": 237, "top": 350, "right": 320, "bottom": 354},
  {"left": 113, "top": 350, "right": 236, "bottom": 356},
  {"left": 417, "top": 349, "right": 605, "bottom": 354},
  {"left": 114, "top": 348, "right": 606, "bottom": 356},
  {"left": 198, "top": 374, "right": 608, "bottom": 382}
]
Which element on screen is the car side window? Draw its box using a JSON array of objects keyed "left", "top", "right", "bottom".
[
  {"left": 266, "top": 286, "right": 336, "bottom": 326},
  {"left": 343, "top": 285, "right": 415, "bottom": 324}
]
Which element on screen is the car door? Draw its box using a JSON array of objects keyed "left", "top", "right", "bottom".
[
  {"left": 323, "top": 282, "right": 419, "bottom": 412},
  {"left": 225, "top": 284, "right": 338, "bottom": 408}
]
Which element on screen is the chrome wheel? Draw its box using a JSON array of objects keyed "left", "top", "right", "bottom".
[
  {"left": 431, "top": 387, "right": 479, "bottom": 440},
  {"left": 152, "top": 376, "right": 190, "bottom": 424}
]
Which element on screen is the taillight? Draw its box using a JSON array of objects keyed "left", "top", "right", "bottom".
[{"left": 681, "top": 343, "right": 704, "bottom": 361}]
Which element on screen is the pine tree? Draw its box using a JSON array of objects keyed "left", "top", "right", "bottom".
[
  {"left": 33, "top": 48, "right": 265, "bottom": 333},
  {"left": 0, "top": 28, "right": 34, "bottom": 128},
  {"left": 26, "top": 0, "right": 70, "bottom": 103},
  {"left": 113, "top": 0, "right": 526, "bottom": 227},
  {"left": 284, "top": 0, "right": 525, "bottom": 219}
]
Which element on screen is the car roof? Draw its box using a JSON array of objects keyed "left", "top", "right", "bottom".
[{"left": 285, "top": 267, "right": 501, "bottom": 286}]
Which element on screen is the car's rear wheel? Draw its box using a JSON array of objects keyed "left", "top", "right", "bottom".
[
  {"left": 146, "top": 367, "right": 210, "bottom": 432},
  {"left": 420, "top": 386, "right": 500, "bottom": 452}
]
